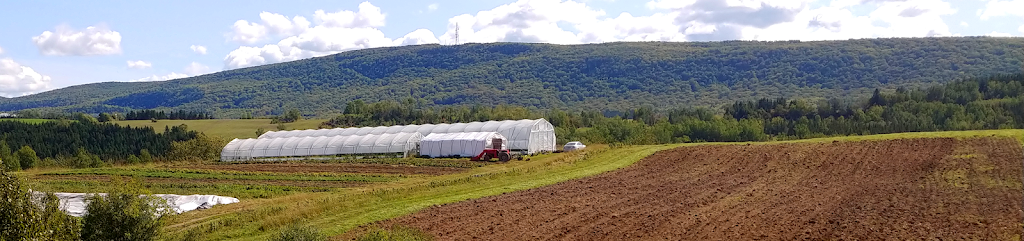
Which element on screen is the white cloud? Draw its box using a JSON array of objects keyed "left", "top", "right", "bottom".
[
  {"left": 126, "top": 60, "right": 152, "bottom": 69},
  {"left": 32, "top": 25, "right": 121, "bottom": 56},
  {"left": 229, "top": 20, "right": 267, "bottom": 43},
  {"left": 224, "top": 2, "right": 396, "bottom": 69},
  {"left": 980, "top": 0, "right": 1024, "bottom": 20},
  {"left": 979, "top": 0, "right": 1024, "bottom": 34},
  {"left": 428, "top": 3, "right": 439, "bottom": 11},
  {"left": 960, "top": 21, "right": 968, "bottom": 27},
  {"left": 0, "top": 46, "right": 4, "bottom": 55},
  {"left": 314, "top": 2, "right": 386, "bottom": 28},
  {"left": 0, "top": 58, "right": 53, "bottom": 97},
  {"left": 986, "top": 31, "right": 1013, "bottom": 37},
  {"left": 394, "top": 29, "right": 440, "bottom": 46},
  {"left": 126, "top": 72, "right": 188, "bottom": 82},
  {"left": 184, "top": 62, "right": 212, "bottom": 76},
  {"left": 190, "top": 45, "right": 208, "bottom": 55}
]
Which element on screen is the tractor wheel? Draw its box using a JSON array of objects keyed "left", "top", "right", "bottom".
[
  {"left": 481, "top": 153, "right": 492, "bottom": 162},
  {"left": 498, "top": 152, "right": 511, "bottom": 162}
]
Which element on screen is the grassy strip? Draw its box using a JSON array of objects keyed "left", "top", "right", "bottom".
[
  {"left": 161, "top": 144, "right": 675, "bottom": 240},
  {"left": 39, "top": 168, "right": 399, "bottom": 183},
  {"left": 112, "top": 119, "right": 327, "bottom": 140},
  {"left": 227, "top": 157, "right": 491, "bottom": 168},
  {"left": 28, "top": 180, "right": 333, "bottom": 199},
  {"left": 0, "top": 118, "right": 54, "bottom": 124}
]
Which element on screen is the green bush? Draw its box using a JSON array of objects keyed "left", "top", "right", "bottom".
[
  {"left": 1, "top": 140, "right": 20, "bottom": 171},
  {"left": 0, "top": 168, "right": 81, "bottom": 240},
  {"left": 357, "top": 225, "right": 432, "bottom": 241},
  {"left": 81, "top": 176, "right": 171, "bottom": 241},
  {"left": 270, "top": 223, "right": 325, "bottom": 241},
  {"left": 127, "top": 154, "right": 142, "bottom": 164},
  {"left": 16, "top": 146, "right": 40, "bottom": 170}
]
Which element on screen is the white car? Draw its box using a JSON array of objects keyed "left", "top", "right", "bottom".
[{"left": 563, "top": 141, "right": 586, "bottom": 151}]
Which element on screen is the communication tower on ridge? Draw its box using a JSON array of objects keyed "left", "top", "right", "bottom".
[{"left": 454, "top": 23, "right": 460, "bottom": 45}]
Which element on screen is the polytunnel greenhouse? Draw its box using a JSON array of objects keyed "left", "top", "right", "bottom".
[
  {"left": 419, "top": 132, "right": 507, "bottom": 158},
  {"left": 220, "top": 132, "right": 422, "bottom": 161},
  {"left": 259, "top": 119, "right": 556, "bottom": 154}
]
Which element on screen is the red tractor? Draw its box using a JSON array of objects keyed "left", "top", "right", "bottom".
[
  {"left": 470, "top": 138, "right": 517, "bottom": 162},
  {"left": 471, "top": 149, "right": 513, "bottom": 162}
]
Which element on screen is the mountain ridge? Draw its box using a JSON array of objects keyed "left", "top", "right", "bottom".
[{"left": 3, "top": 37, "right": 1023, "bottom": 117}]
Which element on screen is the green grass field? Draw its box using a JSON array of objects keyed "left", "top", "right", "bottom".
[
  {"left": 0, "top": 118, "right": 54, "bottom": 124},
  {"left": 112, "top": 119, "right": 327, "bottom": 139},
  {"left": 19, "top": 129, "right": 1024, "bottom": 240}
]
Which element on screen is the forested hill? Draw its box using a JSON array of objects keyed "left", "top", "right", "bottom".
[{"left": 2, "top": 37, "right": 1023, "bottom": 117}]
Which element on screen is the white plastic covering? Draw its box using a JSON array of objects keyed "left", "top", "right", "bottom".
[
  {"left": 419, "top": 132, "right": 507, "bottom": 158},
  {"left": 259, "top": 119, "right": 556, "bottom": 153},
  {"left": 38, "top": 192, "right": 239, "bottom": 217},
  {"left": 221, "top": 132, "right": 423, "bottom": 161}
]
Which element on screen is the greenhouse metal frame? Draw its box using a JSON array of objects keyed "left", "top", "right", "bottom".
[
  {"left": 221, "top": 132, "right": 423, "bottom": 161},
  {"left": 259, "top": 119, "right": 556, "bottom": 154}
]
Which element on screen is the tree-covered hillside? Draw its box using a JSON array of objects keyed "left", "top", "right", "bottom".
[{"left": 2, "top": 37, "right": 1022, "bottom": 117}]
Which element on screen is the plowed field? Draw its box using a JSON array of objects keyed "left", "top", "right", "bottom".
[{"left": 382, "top": 138, "right": 1024, "bottom": 240}]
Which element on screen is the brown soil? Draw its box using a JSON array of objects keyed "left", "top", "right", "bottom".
[
  {"left": 184, "top": 163, "right": 466, "bottom": 175},
  {"left": 34, "top": 175, "right": 366, "bottom": 188},
  {"left": 377, "top": 138, "right": 1024, "bottom": 240}
]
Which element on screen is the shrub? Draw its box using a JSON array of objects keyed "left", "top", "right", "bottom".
[
  {"left": 127, "top": 154, "right": 142, "bottom": 164},
  {"left": 1, "top": 140, "right": 20, "bottom": 171},
  {"left": 139, "top": 149, "right": 154, "bottom": 163},
  {"left": 16, "top": 146, "right": 40, "bottom": 170},
  {"left": 167, "top": 134, "right": 224, "bottom": 162},
  {"left": 270, "top": 223, "right": 325, "bottom": 241},
  {"left": 0, "top": 168, "right": 81, "bottom": 240},
  {"left": 81, "top": 176, "right": 171, "bottom": 241}
]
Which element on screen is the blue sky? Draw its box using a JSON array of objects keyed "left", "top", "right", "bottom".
[{"left": 0, "top": 0, "right": 1022, "bottom": 97}]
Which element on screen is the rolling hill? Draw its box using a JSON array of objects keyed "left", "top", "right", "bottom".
[{"left": 2, "top": 37, "right": 1023, "bottom": 117}]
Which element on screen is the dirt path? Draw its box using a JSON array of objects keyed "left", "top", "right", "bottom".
[{"left": 378, "top": 138, "right": 1024, "bottom": 240}]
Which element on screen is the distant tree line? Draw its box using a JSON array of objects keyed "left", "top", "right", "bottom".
[
  {"left": 0, "top": 115, "right": 223, "bottom": 171},
  {"left": 125, "top": 110, "right": 213, "bottom": 120},
  {"left": 323, "top": 74, "right": 1024, "bottom": 145}
]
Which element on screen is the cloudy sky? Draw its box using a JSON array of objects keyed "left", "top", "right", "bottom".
[{"left": 0, "top": 0, "right": 1022, "bottom": 97}]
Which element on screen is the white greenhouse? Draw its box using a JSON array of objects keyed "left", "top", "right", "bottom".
[
  {"left": 419, "top": 132, "right": 507, "bottom": 158},
  {"left": 221, "top": 132, "right": 423, "bottom": 161},
  {"left": 259, "top": 119, "right": 556, "bottom": 154}
]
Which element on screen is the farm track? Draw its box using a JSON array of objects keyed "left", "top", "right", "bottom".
[
  {"left": 383, "top": 137, "right": 1024, "bottom": 240},
  {"left": 185, "top": 163, "right": 467, "bottom": 175}
]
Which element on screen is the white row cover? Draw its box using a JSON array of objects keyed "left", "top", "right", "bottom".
[
  {"left": 420, "top": 132, "right": 506, "bottom": 158},
  {"left": 221, "top": 132, "right": 422, "bottom": 161},
  {"left": 259, "top": 119, "right": 556, "bottom": 153},
  {"left": 38, "top": 192, "right": 239, "bottom": 217}
]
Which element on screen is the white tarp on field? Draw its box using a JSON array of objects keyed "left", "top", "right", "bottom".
[
  {"left": 40, "top": 192, "right": 239, "bottom": 217},
  {"left": 419, "top": 132, "right": 507, "bottom": 158},
  {"left": 259, "top": 119, "right": 556, "bottom": 154}
]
